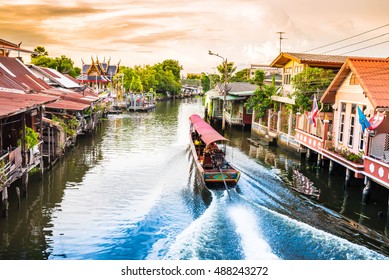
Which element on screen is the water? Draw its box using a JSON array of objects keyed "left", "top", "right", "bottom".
[{"left": 1, "top": 98, "right": 389, "bottom": 260}]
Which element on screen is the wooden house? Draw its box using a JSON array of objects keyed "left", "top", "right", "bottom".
[
  {"left": 251, "top": 52, "right": 347, "bottom": 152},
  {"left": 0, "top": 91, "right": 58, "bottom": 215},
  {"left": 205, "top": 82, "right": 257, "bottom": 127}
]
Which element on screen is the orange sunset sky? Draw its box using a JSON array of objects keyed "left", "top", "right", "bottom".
[{"left": 2, "top": 0, "right": 389, "bottom": 74}]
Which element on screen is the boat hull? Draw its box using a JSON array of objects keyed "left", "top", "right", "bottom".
[{"left": 189, "top": 133, "right": 240, "bottom": 189}]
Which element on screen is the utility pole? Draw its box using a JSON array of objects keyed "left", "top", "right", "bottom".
[
  {"left": 277, "top": 31, "right": 286, "bottom": 53},
  {"left": 209, "top": 50, "right": 228, "bottom": 133}
]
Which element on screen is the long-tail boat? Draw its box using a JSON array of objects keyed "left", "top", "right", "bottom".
[{"left": 189, "top": 114, "right": 240, "bottom": 189}]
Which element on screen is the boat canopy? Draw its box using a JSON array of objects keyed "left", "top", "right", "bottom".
[{"left": 189, "top": 114, "right": 227, "bottom": 145}]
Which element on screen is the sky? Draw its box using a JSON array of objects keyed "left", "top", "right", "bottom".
[{"left": 2, "top": 0, "right": 389, "bottom": 75}]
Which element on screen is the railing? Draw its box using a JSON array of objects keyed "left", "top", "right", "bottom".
[
  {"left": 296, "top": 111, "right": 333, "bottom": 140},
  {"left": 0, "top": 146, "right": 22, "bottom": 190},
  {"left": 225, "top": 111, "right": 243, "bottom": 125},
  {"left": 368, "top": 133, "right": 389, "bottom": 162}
]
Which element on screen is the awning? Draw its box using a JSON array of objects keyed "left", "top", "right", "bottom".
[
  {"left": 217, "top": 95, "right": 246, "bottom": 101},
  {"left": 189, "top": 114, "right": 227, "bottom": 145}
]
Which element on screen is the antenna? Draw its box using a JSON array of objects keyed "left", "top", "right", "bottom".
[{"left": 276, "top": 31, "right": 286, "bottom": 53}]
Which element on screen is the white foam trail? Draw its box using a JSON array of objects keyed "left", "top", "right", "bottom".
[
  {"left": 229, "top": 206, "right": 278, "bottom": 260},
  {"left": 163, "top": 194, "right": 222, "bottom": 260}
]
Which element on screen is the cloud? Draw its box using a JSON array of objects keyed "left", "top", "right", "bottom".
[{"left": 3, "top": 0, "right": 389, "bottom": 74}]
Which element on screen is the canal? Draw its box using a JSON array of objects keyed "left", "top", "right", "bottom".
[{"left": 1, "top": 98, "right": 389, "bottom": 260}]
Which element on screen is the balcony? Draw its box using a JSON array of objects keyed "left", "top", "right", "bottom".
[
  {"left": 363, "top": 133, "right": 389, "bottom": 186},
  {"left": 0, "top": 146, "right": 23, "bottom": 190},
  {"left": 294, "top": 111, "right": 331, "bottom": 154},
  {"left": 225, "top": 111, "right": 243, "bottom": 126}
]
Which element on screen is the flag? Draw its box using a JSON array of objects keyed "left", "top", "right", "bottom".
[
  {"left": 309, "top": 95, "right": 319, "bottom": 127},
  {"left": 357, "top": 106, "right": 370, "bottom": 132}
]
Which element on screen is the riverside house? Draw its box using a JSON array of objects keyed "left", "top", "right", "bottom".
[
  {"left": 251, "top": 52, "right": 348, "bottom": 152},
  {"left": 0, "top": 91, "right": 58, "bottom": 215},
  {"left": 295, "top": 57, "right": 389, "bottom": 200},
  {"left": 0, "top": 56, "right": 100, "bottom": 166},
  {"left": 205, "top": 82, "right": 257, "bottom": 127}
]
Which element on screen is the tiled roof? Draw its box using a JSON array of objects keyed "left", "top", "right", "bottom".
[
  {"left": 322, "top": 57, "right": 389, "bottom": 108},
  {"left": 0, "top": 91, "right": 58, "bottom": 118},
  {"left": 286, "top": 52, "right": 348, "bottom": 64},
  {"left": 270, "top": 52, "right": 348, "bottom": 68},
  {"left": 349, "top": 58, "right": 389, "bottom": 108}
]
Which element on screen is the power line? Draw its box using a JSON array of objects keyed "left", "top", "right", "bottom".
[
  {"left": 340, "top": 39, "right": 389, "bottom": 55},
  {"left": 303, "top": 23, "right": 389, "bottom": 53},
  {"left": 320, "top": 33, "right": 389, "bottom": 54}
]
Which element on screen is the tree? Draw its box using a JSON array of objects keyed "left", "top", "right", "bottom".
[
  {"left": 217, "top": 61, "right": 236, "bottom": 83},
  {"left": 252, "top": 70, "right": 266, "bottom": 87},
  {"left": 200, "top": 73, "right": 210, "bottom": 92},
  {"left": 245, "top": 70, "right": 276, "bottom": 119},
  {"left": 130, "top": 74, "right": 143, "bottom": 93},
  {"left": 231, "top": 68, "right": 250, "bottom": 82},
  {"left": 292, "top": 66, "right": 335, "bottom": 112},
  {"left": 31, "top": 46, "right": 48, "bottom": 59},
  {"left": 161, "top": 59, "right": 182, "bottom": 82},
  {"left": 30, "top": 47, "right": 80, "bottom": 78}
]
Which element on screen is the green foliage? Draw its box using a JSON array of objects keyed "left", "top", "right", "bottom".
[
  {"left": 52, "top": 115, "right": 79, "bottom": 136},
  {"left": 231, "top": 68, "right": 250, "bottom": 82},
  {"left": 291, "top": 66, "right": 335, "bottom": 111},
  {"left": 217, "top": 61, "right": 236, "bottom": 83},
  {"left": 245, "top": 84, "right": 277, "bottom": 119},
  {"left": 200, "top": 73, "right": 210, "bottom": 92},
  {"left": 25, "top": 127, "right": 39, "bottom": 150},
  {"left": 30, "top": 46, "right": 80, "bottom": 78},
  {"left": 187, "top": 73, "right": 201, "bottom": 79},
  {"left": 115, "top": 60, "right": 182, "bottom": 97},
  {"left": 130, "top": 74, "right": 143, "bottom": 93},
  {"left": 332, "top": 146, "right": 363, "bottom": 164},
  {"left": 17, "top": 127, "right": 39, "bottom": 149},
  {"left": 160, "top": 59, "right": 182, "bottom": 82},
  {"left": 252, "top": 70, "right": 265, "bottom": 86},
  {"left": 31, "top": 46, "right": 48, "bottom": 59}
]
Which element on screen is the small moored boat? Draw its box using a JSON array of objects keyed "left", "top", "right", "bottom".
[{"left": 189, "top": 114, "right": 240, "bottom": 189}]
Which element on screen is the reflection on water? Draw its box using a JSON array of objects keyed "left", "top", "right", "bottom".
[{"left": 0, "top": 98, "right": 388, "bottom": 260}]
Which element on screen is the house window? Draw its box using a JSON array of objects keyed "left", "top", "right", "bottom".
[
  {"left": 284, "top": 67, "right": 292, "bottom": 84},
  {"left": 350, "top": 73, "right": 359, "bottom": 85},
  {"left": 348, "top": 116, "right": 355, "bottom": 147},
  {"left": 294, "top": 65, "right": 303, "bottom": 73},
  {"left": 348, "top": 104, "right": 357, "bottom": 147},
  {"left": 338, "top": 103, "right": 346, "bottom": 143}
]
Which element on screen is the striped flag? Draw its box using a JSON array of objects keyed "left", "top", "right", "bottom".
[{"left": 309, "top": 95, "right": 319, "bottom": 127}]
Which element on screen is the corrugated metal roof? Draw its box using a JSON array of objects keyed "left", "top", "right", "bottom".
[
  {"left": 46, "top": 99, "right": 90, "bottom": 111},
  {"left": 0, "top": 91, "right": 58, "bottom": 118},
  {"left": 322, "top": 57, "right": 389, "bottom": 108},
  {"left": 33, "top": 66, "right": 81, "bottom": 89},
  {"left": 42, "top": 88, "right": 99, "bottom": 104},
  {"left": 0, "top": 57, "right": 50, "bottom": 91}
]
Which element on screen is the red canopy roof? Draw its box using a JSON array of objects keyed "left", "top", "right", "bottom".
[{"left": 189, "top": 114, "right": 227, "bottom": 145}]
